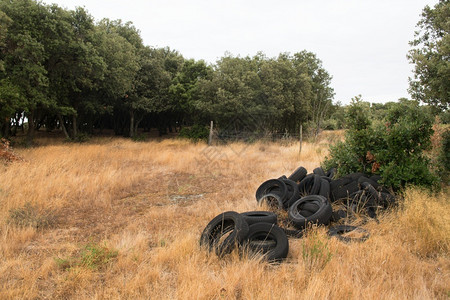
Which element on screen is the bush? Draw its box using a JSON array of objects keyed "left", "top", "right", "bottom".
[
  {"left": 323, "top": 99, "right": 438, "bottom": 191},
  {"left": 178, "top": 124, "right": 209, "bottom": 142},
  {"left": 438, "top": 129, "right": 450, "bottom": 184}
]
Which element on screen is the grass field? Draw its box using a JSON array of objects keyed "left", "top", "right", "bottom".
[{"left": 0, "top": 136, "right": 449, "bottom": 299}]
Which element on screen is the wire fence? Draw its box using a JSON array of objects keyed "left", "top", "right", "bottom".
[{"left": 211, "top": 130, "right": 301, "bottom": 145}]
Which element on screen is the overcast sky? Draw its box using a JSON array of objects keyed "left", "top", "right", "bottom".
[{"left": 45, "top": 0, "right": 438, "bottom": 105}]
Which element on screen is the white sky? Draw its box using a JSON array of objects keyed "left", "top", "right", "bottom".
[{"left": 45, "top": 0, "right": 438, "bottom": 104}]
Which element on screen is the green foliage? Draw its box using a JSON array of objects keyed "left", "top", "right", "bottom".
[
  {"left": 65, "top": 132, "right": 90, "bottom": 143},
  {"left": 178, "top": 124, "right": 209, "bottom": 142},
  {"left": 0, "top": 0, "right": 335, "bottom": 142},
  {"left": 131, "top": 133, "right": 147, "bottom": 142},
  {"left": 438, "top": 129, "right": 450, "bottom": 183},
  {"left": 408, "top": 0, "right": 449, "bottom": 110},
  {"left": 323, "top": 99, "right": 438, "bottom": 190},
  {"left": 55, "top": 242, "right": 118, "bottom": 271}
]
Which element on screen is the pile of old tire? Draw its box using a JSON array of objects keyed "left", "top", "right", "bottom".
[
  {"left": 256, "top": 166, "right": 395, "bottom": 223},
  {"left": 200, "top": 166, "right": 392, "bottom": 262},
  {"left": 255, "top": 165, "right": 393, "bottom": 242},
  {"left": 199, "top": 211, "right": 289, "bottom": 262}
]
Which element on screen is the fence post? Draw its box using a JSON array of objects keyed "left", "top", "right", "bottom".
[
  {"left": 208, "top": 121, "right": 214, "bottom": 146},
  {"left": 299, "top": 123, "right": 303, "bottom": 154}
]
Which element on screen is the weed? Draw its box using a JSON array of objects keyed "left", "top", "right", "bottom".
[
  {"left": 132, "top": 133, "right": 147, "bottom": 142},
  {"left": 56, "top": 242, "right": 118, "bottom": 271},
  {"left": 8, "top": 202, "right": 56, "bottom": 229},
  {"left": 301, "top": 229, "right": 333, "bottom": 270}
]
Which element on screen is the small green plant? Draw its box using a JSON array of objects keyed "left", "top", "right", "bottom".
[
  {"left": 65, "top": 132, "right": 90, "bottom": 143},
  {"left": 79, "top": 243, "right": 119, "bottom": 269},
  {"left": 55, "top": 242, "right": 118, "bottom": 271},
  {"left": 178, "top": 124, "right": 209, "bottom": 142},
  {"left": 8, "top": 202, "right": 56, "bottom": 229},
  {"left": 132, "top": 133, "right": 147, "bottom": 142},
  {"left": 302, "top": 230, "right": 333, "bottom": 270}
]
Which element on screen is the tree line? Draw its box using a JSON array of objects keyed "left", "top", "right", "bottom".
[
  {"left": 1, "top": 0, "right": 448, "bottom": 145},
  {"left": 0, "top": 0, "right": 334, "bottom": 144}
]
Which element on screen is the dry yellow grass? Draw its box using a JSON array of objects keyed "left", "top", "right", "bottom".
[{"left": 0, "top": 135, "right": 449, "bottom": 299}]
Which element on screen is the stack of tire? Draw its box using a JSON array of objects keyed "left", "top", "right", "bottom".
[
  {"left": 255, "top": 166, "right": 334, "bottom": 230},
  {"left": 199, "top": 211, "right": 288, "bottom": 262}
]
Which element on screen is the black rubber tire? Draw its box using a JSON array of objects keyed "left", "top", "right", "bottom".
[
  {"left": 278, "top": 175, "right": 287, "bottom": 180},
  {"left": 299, "top": 174, "right": 321, "bottom": 196},
  {"left": 328, "top": 225, "right": 369, "bottom": 243},
  {"left": 369, "top": 174, "right": 382, "bottom": 183},
  {"left": 379, "top": 192, "right": 396, "bottom": 208},
  {"left": 346, "top": 172, "right": 366, "bottom": 180},
  {"left": 281, "top": 179, "right": 300, "bottom": 209},
  {"left": 358, "top": 176, "right": 381, "bottom": 190},
  {"left": 319, "top": 178, "right": 330, "bottom": 199},
  {"left": 310, "top": 174, "right": 321, "bottom": 195},
  {"left": 330, "top": 177, "right": 353, "bottom": 192},
  {"left": 288, "top": 195, "right": 332, "bottom": 229},
  {"left": 288, "top": 166, "right": 307, "bottom": 182},
  {"left": 298, "top": 174, "right": 314, "bottom": 195},
  {"left": 248, "top": 239, "right": 277, "bottom": 252},
  {"left": 313, "top": 167, "right": 326, "bottom": 176},
  {"left": 321, "top": 176, "right": 332, "bottom": 183},
  {"left": 241, "top": 211, "right": 277, "bottom": 225},
  {"left": 331, "top": 181, "right": 360, "bottom": 202},
  {"left": 255, "top": 179, "right": 287, "bottom": 203},
  {"left": 360, "top": 182, "right": 380, "bottom": 204},
  {"left": 330, "top": 209, "right": 348, "bottom": 222},
  {"left": 257, "top": 193, "right": 285, "bottom": 210},
  {"left": 200, "top": 211, "right": 249, "bottom": 256},
  {"left": 244, "top": 222, "right": 289, "bottom": 262},
  {"left": 326, "top": 167, "right": 337, "bottom": 179}
]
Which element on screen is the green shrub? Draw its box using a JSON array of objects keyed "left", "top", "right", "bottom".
[
  {"left": 323, "top": 99, "right": 438, "bottom": 191},
  {"left": 438, "top": 129, "right": 450, "bottom": 183},
  {"left": 178, "top": 124, "right": 209, "bottom": 142}
]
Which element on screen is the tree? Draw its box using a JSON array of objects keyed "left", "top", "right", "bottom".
[
  {"left": 293, "top": 51, "right": 334, "bottom": 136},
  {"left": 408, "top": 0, "right": 449, "bottom": 110},
  {"left": 0, "top": 0, "right": 53, "bottom": 145}
]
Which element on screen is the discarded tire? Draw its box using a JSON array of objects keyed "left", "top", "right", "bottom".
[
  {"left": 282, "top": 179, "right": 300, "bottom": 208},
  {"left": 313, "top": 167, "right": 326, "bottom": 176},
  {"left": 200, "top": 211, "right": 249, "bottom": 256},
  {"left": 288, "top": 195, "right": 332, "bottom": 229},
  {"left": 244, "top": 222, "right": 289, "bottom": 262},
  {"left": 287, "top": 166, "right": 307, "bottom": 182},
  {"left": 257, "top": 193, "right": 285, "bottom": 210},
  {"left": 255, "top": 179, "right": 287, "bottom": 203},
  {"left": 241, "top": 211, "right": 277, "bottom": 225},
  {"left": 298, "top": 174, "right": 321, "bottom": 196}
]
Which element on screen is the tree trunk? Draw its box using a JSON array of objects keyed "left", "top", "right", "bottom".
[
  {"left": 129, "top": 109, "right": 134, "bottom": 138},
  {"left": 26, "top": 109, "right": 35, "bottom": 146},
  {"left": 58, "top": 114, "right": 70, "bottom": 139},
  {"left": 134, "top": 114, "right": 144, "bottom": 137},
  {"left": 72, "top": 115, "right": 78, "bottom": 138}
]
